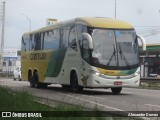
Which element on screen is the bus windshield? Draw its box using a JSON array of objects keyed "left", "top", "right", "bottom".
[{"left": 91, "top": 28, "right": 139, "bottom": 70}]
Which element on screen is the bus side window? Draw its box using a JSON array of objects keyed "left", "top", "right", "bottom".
[
  {"left": 82, "top": 38, "right": 90, "bottom": 63},
  {"left": 76, "top": 25, "right": 87, "bottom": 54},
  {"left": 60, "top": 28, "right": 69, "bottom": 48},
  {"left": 41, "top": 32, "right": 45, "bottom": 50},
  {"left": 44, "top": 30, "right": 60, "bottom": 50},
  {"left": 34, "top": 33, "right": 41, "bottom": 50},
  {"left": 22, "top": 35, "right": 30, "bottom": 51},
  {"left": 68, "top": 26, "right": 77, "bottom": 50},
  {"left": 21, "top": 37, "right": 26, "bottom": 51},
  {"left": 29, "top": 34, "right": 35, "bottom": 51}
]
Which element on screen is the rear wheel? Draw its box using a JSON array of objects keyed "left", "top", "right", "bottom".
[
  {"left": 111, "top": 87, "right": 122, "bottom": 94},
  {"left": 29, "top": 73, "right": 35, "bottom": 87},
  {"left": 18, "top": 75, "right": 21, "bottom": 81},
  {"left": 40, "top": 83, "right": 48, "bottom": 88},
  {"left": 34, "top": 72, "right": 41, "bottom": 88}
]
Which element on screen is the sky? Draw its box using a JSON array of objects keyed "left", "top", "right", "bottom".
[{"left": 0, "top": 0, "right": 160, "bottom": 50}]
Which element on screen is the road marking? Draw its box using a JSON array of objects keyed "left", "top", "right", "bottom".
[
  {"left": 65, "top": 94, "right": 124, "bottom": 111},
  {"left": 89, "top": 96, "right": 105, "bottom": 100},
  {"left": 144, "top": 104, "right": 160, "bottom": 108}
]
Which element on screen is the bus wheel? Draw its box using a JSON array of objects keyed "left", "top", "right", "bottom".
[
  {"left": 62, "top": 85, "right": 70, "bottom": 90},
  {"left": 71, "top": 72, "right": 81, "bottom": 92},
  {"left": 34, "top": 72, "right": 41, "bottom": 88},
  {"left": 111, "top": 87, "right": 122, "bottom": 94},
  {"left": 41, "top": 83, "right": 48, "bottom": 88},
  {"left": 18, "top": 75, "right": 22, "bottom": 81},
  {"left": 29, "top": 73, "right": 35, "bottom": 87}
]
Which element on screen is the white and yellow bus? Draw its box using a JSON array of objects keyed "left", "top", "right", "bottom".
[{"left": 21, "top": 17, "right": 146, "bottom": 94}]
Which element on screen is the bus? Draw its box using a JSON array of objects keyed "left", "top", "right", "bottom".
[{"left": 21, "top": 17, "right": 146, "bottom": 94}]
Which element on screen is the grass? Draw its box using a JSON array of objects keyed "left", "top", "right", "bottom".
[
  {"left": 0, "top": 86, "right": 106, "bottom": 120},
  {"left": 140, "top": 82, "right": 160, "bottom": 90},
  {"left": 0, "top": 86, "right": 143, "bottom": 120}
]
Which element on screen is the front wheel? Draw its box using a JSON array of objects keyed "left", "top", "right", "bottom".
[
  {"left": 111, "top": 87, "right": 122, "bottom": 94},
  {"left": 71, "top": 72, "right": 83, "bottom": 92}
]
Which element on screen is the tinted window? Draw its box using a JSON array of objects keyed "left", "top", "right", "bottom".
[
  {"left": 76, "top": 25, "right": 87, "bottom": 53},
  {"left": 82, "top": 39, "right": 90, "bottom": 62},
  {"left": 29, "top": 34, "right": 34, "bottom": 50},
  {"left": 21, "top": 35, "right": 30, "bottom": 51},
  {"left": 34, "top": 33, "right": 41, "bottom": 50},
  {"left": 68, "top": 26, "right": 77, "bottom": 49},
  {"left": 44, "top": 30, "right": 60, "bottom": 49},
  {"left": 61, "top": 28, "right": 69, "bottom": 48}
]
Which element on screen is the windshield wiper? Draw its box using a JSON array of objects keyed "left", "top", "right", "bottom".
[
  {"left": 118, "top": 44, "right": 130, "bottom": 66},
  {"left": 106, "top": 44, "right": 116, "bottom": 66}
]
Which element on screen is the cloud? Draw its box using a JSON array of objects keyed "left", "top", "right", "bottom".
[{"left": 1, "top": 0, "right": 160, "bottom": 49}]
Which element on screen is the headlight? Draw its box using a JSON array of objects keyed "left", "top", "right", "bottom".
[
  {"left": 95, "top": 72, "right": 104, "bottom": 77},
  {"left": 134, "top": 71, "right": 140, "bottom": 76},
  {"left": 95, "top": 72, "right": 100, "bottom": 76}
]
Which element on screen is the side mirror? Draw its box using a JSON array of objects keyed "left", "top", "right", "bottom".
[
  {"left": 137, "top": 35, "right": 146, "bottom": 51},
  {"left": 82, "top": 33, "right": 93, "bottom": 49}
]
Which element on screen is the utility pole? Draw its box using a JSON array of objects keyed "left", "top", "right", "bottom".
[
  {"left": 115, "top": 0, "right": 117, "bottom": 19},
  {"left": 0, "top": 2, "right": 5, "bottom": 71}
]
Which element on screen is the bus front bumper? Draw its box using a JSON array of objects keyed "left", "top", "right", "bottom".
[{"left": 86, "top": 73, "right": 140, "bottom": 88}]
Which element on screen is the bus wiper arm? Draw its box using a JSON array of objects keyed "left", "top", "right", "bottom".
[
  {"left": 106, "top": 44, "right": 116, "bottom": 66},
  {"left": 119, "top": 44, "right": 130, "bottom": 66}
]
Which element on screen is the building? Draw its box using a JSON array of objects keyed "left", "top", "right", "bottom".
[
  {"left": 2, "top": 49, "right": 21, "bottom": 73},
  {"left": 140, "top": 44, "right": 160, "bottom": 77}
]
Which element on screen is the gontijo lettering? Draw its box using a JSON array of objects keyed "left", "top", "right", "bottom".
[{"left": 30, "top": 53, "right": 46, "bottom": 60}]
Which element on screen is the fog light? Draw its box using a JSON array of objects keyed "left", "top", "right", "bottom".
[{"left": 134, "top": 71, "right": 140, "bottom": 76}]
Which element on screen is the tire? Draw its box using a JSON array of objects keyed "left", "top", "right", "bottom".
[
  {"left": 18, "top": 75, "right": 22, "bottom": 81},
  {"left": 29, "top": 73, "right": 35, "bottom": 87},
  {"left": 111, "top": 87, "right": 122, "bottom": 94},
  {"left": 13, "top": 78, "right": 16, "bottom": 81},
  {"left": 71, "top": 72, "right": 83, "bottom": 92},
  {"left": 33, "top": 72, "right": 41, "bottom": 88},
  {"left": 62, "top": 85, "right": 70, "bottom": 90},
  {"left": 40, "top": 83, "right": 48, "bottom": 88}
]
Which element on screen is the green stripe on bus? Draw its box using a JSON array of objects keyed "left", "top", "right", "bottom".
[{"left": 46, "top": 48, "right": 67, "bottom": 77}]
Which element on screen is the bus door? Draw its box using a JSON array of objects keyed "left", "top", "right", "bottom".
[{"left": 80, "top": 36, "right": 91, "bottom": 87}]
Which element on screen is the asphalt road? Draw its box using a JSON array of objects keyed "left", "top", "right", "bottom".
[{"left": 0, "top": 78, "right": 160, "bottom": 113}]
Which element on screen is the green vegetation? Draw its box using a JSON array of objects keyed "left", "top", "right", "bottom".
[
  {"left": 140, "top": 82, "right": 160, "bottom": 90},
  {"left": 0, "top": 86, "right": 141, "bottom": 120},
  {"left": 0, "top": 73, "right": 13, "bottom": 78}
]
